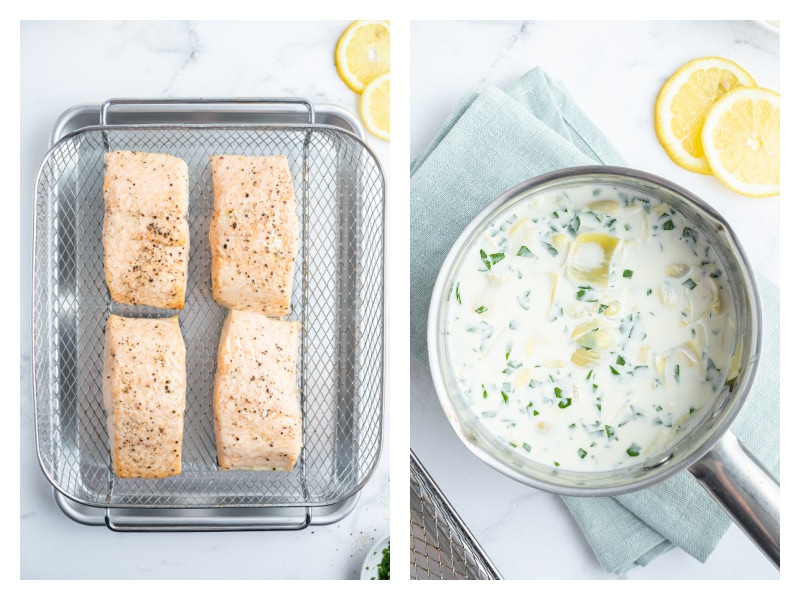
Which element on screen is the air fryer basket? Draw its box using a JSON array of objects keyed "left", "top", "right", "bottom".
[
  {"left": 410, "top": 450, "right": 501, "bottom": 579},
  {"left": 32, "top": 119, "right": 385, "bottom": 516}
]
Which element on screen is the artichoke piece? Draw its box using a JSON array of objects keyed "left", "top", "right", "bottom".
[
  {"left": 709, "top": 277, "right": 723, "bottom": 314},
  {"left": 658, "top": 283, "right": 676, "bottom": 306},
  {"left": 571, "top": 320, "right": 615, "bottom": 350},
  {"left": 588, "top": 199, "right": 620, "bottom": 214},
  {"left": 655, "top": 353, "right": 667, "bottom": 382},
  {"left": 551, "top": 233, "right": 571, "bottom": 253},
  {"left": 652, "top": 203, "right": 672, "bottom": 216},
  {"left": 727, "top": 338, "right": 743, "bottom": 384},
  {"left": 666, "top": 263, "right": 691, "bottom": 278},
  {"left": 565, "top": 232, "right": 620, "bottom": 286},
  {"left": 571, "top": 347, "right": 602, "bottom": 367},
  {"left": 636, "top": 345, "right": 651, "bottom": 363},
  {"left": 514, "top": 368, "right": 531, "bottom": 389},
  {"left": 622, "top": 205, "right": 648, "bottom": 240},
  {"left": 543, "top": 360, "right": 565, "bottom": 369},
  {"left": 676, "top": 345, "right": 699, "bottom": 368},
  {"left": 599, "top": 300, "right": 620, "bottom": 316}
]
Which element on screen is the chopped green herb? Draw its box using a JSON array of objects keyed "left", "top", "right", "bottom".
[
  {"left": 626, "top": 443, "right": 641, "bottom": 457},
  {"left": 517, "top": 245, "right": 534, "bottom": 257},
  {"left": 558, "top": 397, "right": 572, "bottom": 409},
  {"left": 567, "top": 214, "right": 581, "bottom": 237},
  {"left": 622, "top": 269, "right": 633, "bottom": 278},
  {"left": 683, "top": 278, "right": 697, "bottom": 290},
  {"left": 480, "top": 249, "right": 505, "bottom": 270},
  {"left": 475, "top": 305, "right": 488, "bottom": 314},
  {"left": 616, "top": 355, "right": 626, "bottom": 366},
  {"left": 706, "top": 358, "right": 722, "bottom": 387},
  {"left": 609, "top": 365, "right": 620, "bottom": 375},
  {"left": 522, "top": 442, "right": 532, "bottom": 452},
  {"left": 542, "top": 242, "right": 558, "bottom": 256},
  {"left": 517, "top": 291, "right": 531, "bottom": 310},
  {"left": 663, "top": 219, "right": 675, "bottom": 230},
  {"left": 578, "top": 448, "right": 588, "bottom": 459},
  {"left": 375, "top": 541, "right": 390, "bottom": 580}
]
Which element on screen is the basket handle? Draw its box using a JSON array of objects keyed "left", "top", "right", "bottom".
[
  {"left": 100, "top": 97, "right": 315, "bottom": 126},
  {"left": 104, "top": 507, "right": 312, "bottom": 531}
]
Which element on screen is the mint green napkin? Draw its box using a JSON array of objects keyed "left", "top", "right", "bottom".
[{"left": 410, "top": 67, "right": 780, "bottom": 574}]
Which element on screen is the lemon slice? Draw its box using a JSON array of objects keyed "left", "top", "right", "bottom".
[
  {"left": 701, "top": 86, "right": 780, "bottom": 197},
  {"left": 655, "top": 57, "right": 756, "bottom": 174},
  {"left": 360, "top": 73, "right": 390, "bottom": 141},
  {"left": 335, "top": 20, "right": 390, "bottom": 94}
]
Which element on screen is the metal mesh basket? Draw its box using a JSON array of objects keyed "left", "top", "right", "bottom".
[
  {"left": 410, "top": 450, "right": 502, "bottom": 580},
  {"left": 32, "top": 117, "right": 385, "bottom": 519}
]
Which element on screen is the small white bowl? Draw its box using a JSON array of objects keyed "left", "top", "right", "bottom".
[{"left": 360, "top": 535, "right": 390, "bottom": 580}]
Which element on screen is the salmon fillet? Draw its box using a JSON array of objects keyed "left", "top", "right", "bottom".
[
  {"left": 103, "top": 150, "right": 190, "bottom": 309},
  {"left": 103, "top": 314, "right": 186, "bottom": 478},
  {"left": 213, "top": 310, "right": 302, "bottom": 471},
  {"left": 209, "top": 155, "right": 298, "bottom": 317}
]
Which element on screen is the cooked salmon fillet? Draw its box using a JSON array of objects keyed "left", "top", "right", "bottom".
[
  {"left": 103, "top": 314, "right": 186, "bottom": 478},
  {"left": 103, "top": 150, "right": 190, "bottom": 309},
  {"left": 209, "top": 155, "right": 298, "bottom": 317},
  {"left": 213, "top": 310, "right": 302, "bottom": 471}
]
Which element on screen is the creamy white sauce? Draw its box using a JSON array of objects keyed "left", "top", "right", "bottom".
[{"left": 444, "top": 184, "right": 738, "bottom": 472}]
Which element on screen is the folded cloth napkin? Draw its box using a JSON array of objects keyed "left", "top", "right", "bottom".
[{"left": 410, "top": 67, "right": 780, "bottom": 575}]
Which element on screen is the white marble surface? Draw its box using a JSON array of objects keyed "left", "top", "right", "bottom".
[
  {"left": 410, "top": 20, "right": 780, "bottom": 580},
  {"left": 20, "top": 21, "right": 391, "bottom": 580}
]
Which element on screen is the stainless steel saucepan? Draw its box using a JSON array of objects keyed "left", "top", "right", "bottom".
[{"left": 427, "top": 166, "right": 779, "bottom": 568}]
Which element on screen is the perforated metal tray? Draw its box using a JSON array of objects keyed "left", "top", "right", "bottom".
[{"left": 31, "top": 99, "right": 385, "bottom": 530}]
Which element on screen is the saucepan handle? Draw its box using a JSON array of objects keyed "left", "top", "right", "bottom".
[{"left": 687, "top": 430, "right": 779, "bottom": 568}]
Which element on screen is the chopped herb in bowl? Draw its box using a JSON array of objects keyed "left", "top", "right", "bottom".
[{"left": 376, "top": 540, "right": 389, "bottom": 579}]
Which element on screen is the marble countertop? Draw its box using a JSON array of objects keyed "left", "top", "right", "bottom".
[
  {"left": 20, "top": 21, "right": 390, "bottom": 580},
  {"left": 410, "top": 20, "right": 779, "bottom": 580}
]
